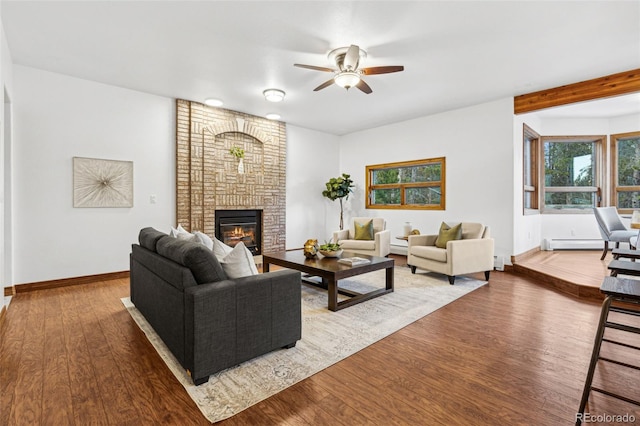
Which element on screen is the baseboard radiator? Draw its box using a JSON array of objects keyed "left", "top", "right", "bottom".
[{"left": 543, "top": 239, "right": 603, "bottom": 251}]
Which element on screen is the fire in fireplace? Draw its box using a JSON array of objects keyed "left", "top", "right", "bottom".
[{"left": 215, "top": 209, "right": 263, "bottom": 255}]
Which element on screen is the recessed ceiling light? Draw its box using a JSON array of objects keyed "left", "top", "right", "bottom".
[
  {"left": 204, "top": 98, "right": 223, "bottom": 107},
  {"left": 263, "top": 89, "right": 285, "bottom": 102},
  {"left": 266, "top": 113, "right": 281, "bottom": 120}
]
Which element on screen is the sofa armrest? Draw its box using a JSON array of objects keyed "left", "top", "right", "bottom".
[
  {"left": 447, "top": 238, "right": 495, "bottom": 274},
  {"left": 184, "top": 269, "right": 301, "bottom": 382},
  {"left": 375, "top": 229, "right": 391, "bottom": 256},
  {"left": 333, "top": 229, "right": 350, "bottom": 242},
  {"left": 408, "top": 234, "right": 437, "bottom": 248}
]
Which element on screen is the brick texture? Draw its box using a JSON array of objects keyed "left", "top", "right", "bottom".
[{"left": 175, "top": 99, "right": 286, "bottom": 253}]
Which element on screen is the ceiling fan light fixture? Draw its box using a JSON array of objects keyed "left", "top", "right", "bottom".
[
  {"left": 334, "top": 71, "right": 360, "bottom": 89},
  {"left": 263, "top": 89, "right": 285, "bottom": 102}
]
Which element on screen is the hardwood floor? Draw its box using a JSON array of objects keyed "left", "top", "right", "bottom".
[{"left": 2, "top": 253, "right": 639, "bottom": 425}]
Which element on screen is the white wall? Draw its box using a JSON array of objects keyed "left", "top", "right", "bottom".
[
  {"left": 13, "top": 66, "right": 174, "bottom": 284},
  {"left": 1, "top": 13, "right": 14, "bottom": 311},
  {"left": 339, "top": 98, "right": 515, "bottom": 261},
  {"left": 285, "top": 125, "right": 340, "bottom": 249}
]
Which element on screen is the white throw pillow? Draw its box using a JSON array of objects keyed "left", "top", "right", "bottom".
[
  {"left": 212, "top": 236, "right": 234, "bottom": 261},
  {"left": 220, "top": 242, "right": 259, "bottom": 279},
  {"left": 171, "top": 224, "right": 198, "bottom": 242},
  {"left": 194, "top": 231, "right": 214, "bottom": 250}
]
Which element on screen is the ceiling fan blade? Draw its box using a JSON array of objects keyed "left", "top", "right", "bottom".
[
  {"left": 361, "top": 65, "right": 404, "bottom": 75},
  {"left": 356, "top": 79, "right": 372, "bottom": 94},
  {"left": 314, "top": 78, "right": 336, "bottom": 91},
  {"left": 294, "top": 63, "right": 335, "bottom": 73},
  {"left": 343, "top": 44, "right": 360, "bottom": 71}
]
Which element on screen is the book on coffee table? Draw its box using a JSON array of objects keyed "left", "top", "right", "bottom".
[{"left": 338, "top": 256, "right": 371, "bottom": 266}]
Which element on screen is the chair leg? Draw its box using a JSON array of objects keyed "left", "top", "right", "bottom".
[
  {"left": 410, "top": 265, "right": 416, "bottom": 274},
  {"left": 447, "top": 275, "right": 455, "bottom": 285},
  {"left": 484, "top": 271, "right": 490, "bottom": 281},
  {"left": 600, "top": 241, "right": 609, "bottom": 260}
]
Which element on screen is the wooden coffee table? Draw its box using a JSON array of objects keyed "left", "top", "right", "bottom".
[{"left": 263, "top": 250, "right": 394, "bottom": 311}]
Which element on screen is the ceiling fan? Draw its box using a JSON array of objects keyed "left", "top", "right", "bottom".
[{"left": 294, "top": 44, "right": 404, "bottom": 94}]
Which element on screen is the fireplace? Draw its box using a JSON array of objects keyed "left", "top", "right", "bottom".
[{"left": 215, "top": 209, "right": 262, "bottom": 255}]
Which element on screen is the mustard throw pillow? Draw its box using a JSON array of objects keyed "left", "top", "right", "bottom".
[
  {"left": 435, "top": 222, "right": 462, "bottom": 248},
  {"left": 354, "top": 219, "right": 374, "bottom": 240}
]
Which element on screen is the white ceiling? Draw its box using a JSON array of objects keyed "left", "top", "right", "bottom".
[{"left": 2, "top": 1, "right": 640, "bottom": 135}]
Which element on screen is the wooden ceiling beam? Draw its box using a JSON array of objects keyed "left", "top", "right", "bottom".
[{"left": 514, "top": 68, "right": 640, "bottom": 114}]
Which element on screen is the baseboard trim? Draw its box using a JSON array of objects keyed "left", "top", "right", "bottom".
[
  {"left": 13, "top": 271, "right": 130, "bottom": 294},
  {"left": 511, "top": 246, "right": 541, "bottom": 264},
  {"left": 4, "top": 286, "right": 14, "bottom": 297}
]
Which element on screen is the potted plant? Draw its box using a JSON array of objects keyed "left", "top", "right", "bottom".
[
  {"left": 230, "top": 146, "right": 245, "bottom": 173},
  {"left": 322, "top": 173, "right": 354, "bottom": 230}
]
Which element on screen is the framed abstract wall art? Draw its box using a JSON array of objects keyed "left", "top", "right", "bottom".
[{"left": 73, "top": 157, "right": 133, "bottom": 208}]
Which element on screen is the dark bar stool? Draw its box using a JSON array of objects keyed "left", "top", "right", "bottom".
[{"left": 576, "top": 276, "right": 640, "bottom": 425}]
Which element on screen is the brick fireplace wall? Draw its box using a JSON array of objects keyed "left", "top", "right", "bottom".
[{"left": 175, "top": 99, "right": 287, "bottom": 253}]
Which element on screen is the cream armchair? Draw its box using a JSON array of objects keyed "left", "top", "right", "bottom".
[
  {"left": 407, "top": 222, "right": 494, "bottom": 284},
  {"left": 333, "top": 217, "right": 391, "bottom": 257}
]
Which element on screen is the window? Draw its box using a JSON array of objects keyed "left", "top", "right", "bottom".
[
  {"left": 366, "top": 157, "right": 445, "bottom": 210},
  {"left": 523, "top": 124, "right": 540, "bottom": 212},
  {"left": 611, "top": 131, "right": 640, "bottom": 213},
  {"left": 541, "top": 136, "right": 604, "bottom": 212}
]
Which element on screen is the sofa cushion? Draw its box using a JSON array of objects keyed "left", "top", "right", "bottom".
[
  {"left": 338, "top": 239, "right": 376, "bottom": 250},
  {"left": 411, "top": 245, "right": 448, "bottom": 263},
  {"left": 139, "top": 227, "right": 168, "bottom": 252},
  {"left": 435, "top": 222, "right": 462, "bottom": 248},
  {"left": 354, "top": 219, "right": 374, "bottom": 240},
  {"left": 156, "top": 236, "right": 227, "bottom": 284}
]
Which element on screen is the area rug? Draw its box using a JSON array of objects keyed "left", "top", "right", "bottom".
[{"left": 121, "top": 267, "right": 486, "bottom": 423}]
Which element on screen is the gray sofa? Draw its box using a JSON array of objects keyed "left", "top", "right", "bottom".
[{"left": 130, "top": 227, "right": 301, "bottom": 385}]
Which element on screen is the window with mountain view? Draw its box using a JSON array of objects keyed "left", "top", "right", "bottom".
[
  {"left": 541, "top": 136, "right": 604, "bottom": 212},
  {"left": 366, "top": 157, "right": 445, "bottom": 210},
  {"left": 611, "top": 131, "right": 640, "bottom": 213}
]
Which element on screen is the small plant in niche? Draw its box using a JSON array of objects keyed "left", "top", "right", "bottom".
[{"left": 229, "top": 146, "right": 245, "bottom": 159}]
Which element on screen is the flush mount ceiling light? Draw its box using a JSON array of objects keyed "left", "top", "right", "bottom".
[
  {"left": 334, "top": 71, "right": 361, "bottom": 89},
  {"left": 265, "top": 113, "right": 281, "bottom": 120},
  {"left": 204, "top": 98, "right": 223, "bottom": 107},
  {"left": 263, "top": 89, "right": 285, "bottom": 102}
]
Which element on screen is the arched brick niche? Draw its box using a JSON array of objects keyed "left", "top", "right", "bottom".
[{"left": 175, "top": 99, "right": 287, "bottom": 253}]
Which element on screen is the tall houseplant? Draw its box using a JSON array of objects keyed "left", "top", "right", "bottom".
[{"left": 322, "top": 173, "right": 354, "bottom": 230}]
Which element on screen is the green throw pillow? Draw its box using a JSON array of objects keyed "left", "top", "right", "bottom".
[
  {"left": 435, "top": 222, "right": 462, "bottom": 248},
  {"left": 354, "top": 220, "right": 374, "bottom": 240}
]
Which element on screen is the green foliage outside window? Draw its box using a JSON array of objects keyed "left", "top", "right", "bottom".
[{"left": 543, "top": 140, "right": 598, "bottom": 210}]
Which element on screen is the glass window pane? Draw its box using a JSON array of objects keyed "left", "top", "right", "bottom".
[
  {"left": 524, "top": 191, "right": 532, "bottom": 209},
  {"left": 398, "top": 164, "right": 442, "bottom": 183},
  {"left": 544, "top": 141, "right": 594, "bottom": 187},
  {"left": 618, "top": 191, "right": 640, "bottom": 209},
  {"left": 617, "top": 137, "right": 640, "bottom": 186},
  {"left": 524, "top": 139, "right": 532, "bottom": 186},
  {"left": 544, "top": 192, "right": 596, "bottom": 210},
  {"left": 371, "top": 188, "right": 400, "bottom": 205},
  {"left": 406, "top": 187, "right": 441, "bottom": 205},
  {"left": 372, "top": 168, "right": 399, "bottom": 184}
]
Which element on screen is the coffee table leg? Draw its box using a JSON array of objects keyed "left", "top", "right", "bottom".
[
  {"left": 386, "top": 266, "right": 394, "bottom": 290},
  {"left": 328, "top": 277, "right": 338, "bottom": 311}
]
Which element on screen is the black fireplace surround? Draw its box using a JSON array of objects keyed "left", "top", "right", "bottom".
[{"left": 215, "top": 209, "right": 263, "bottom": 255}]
